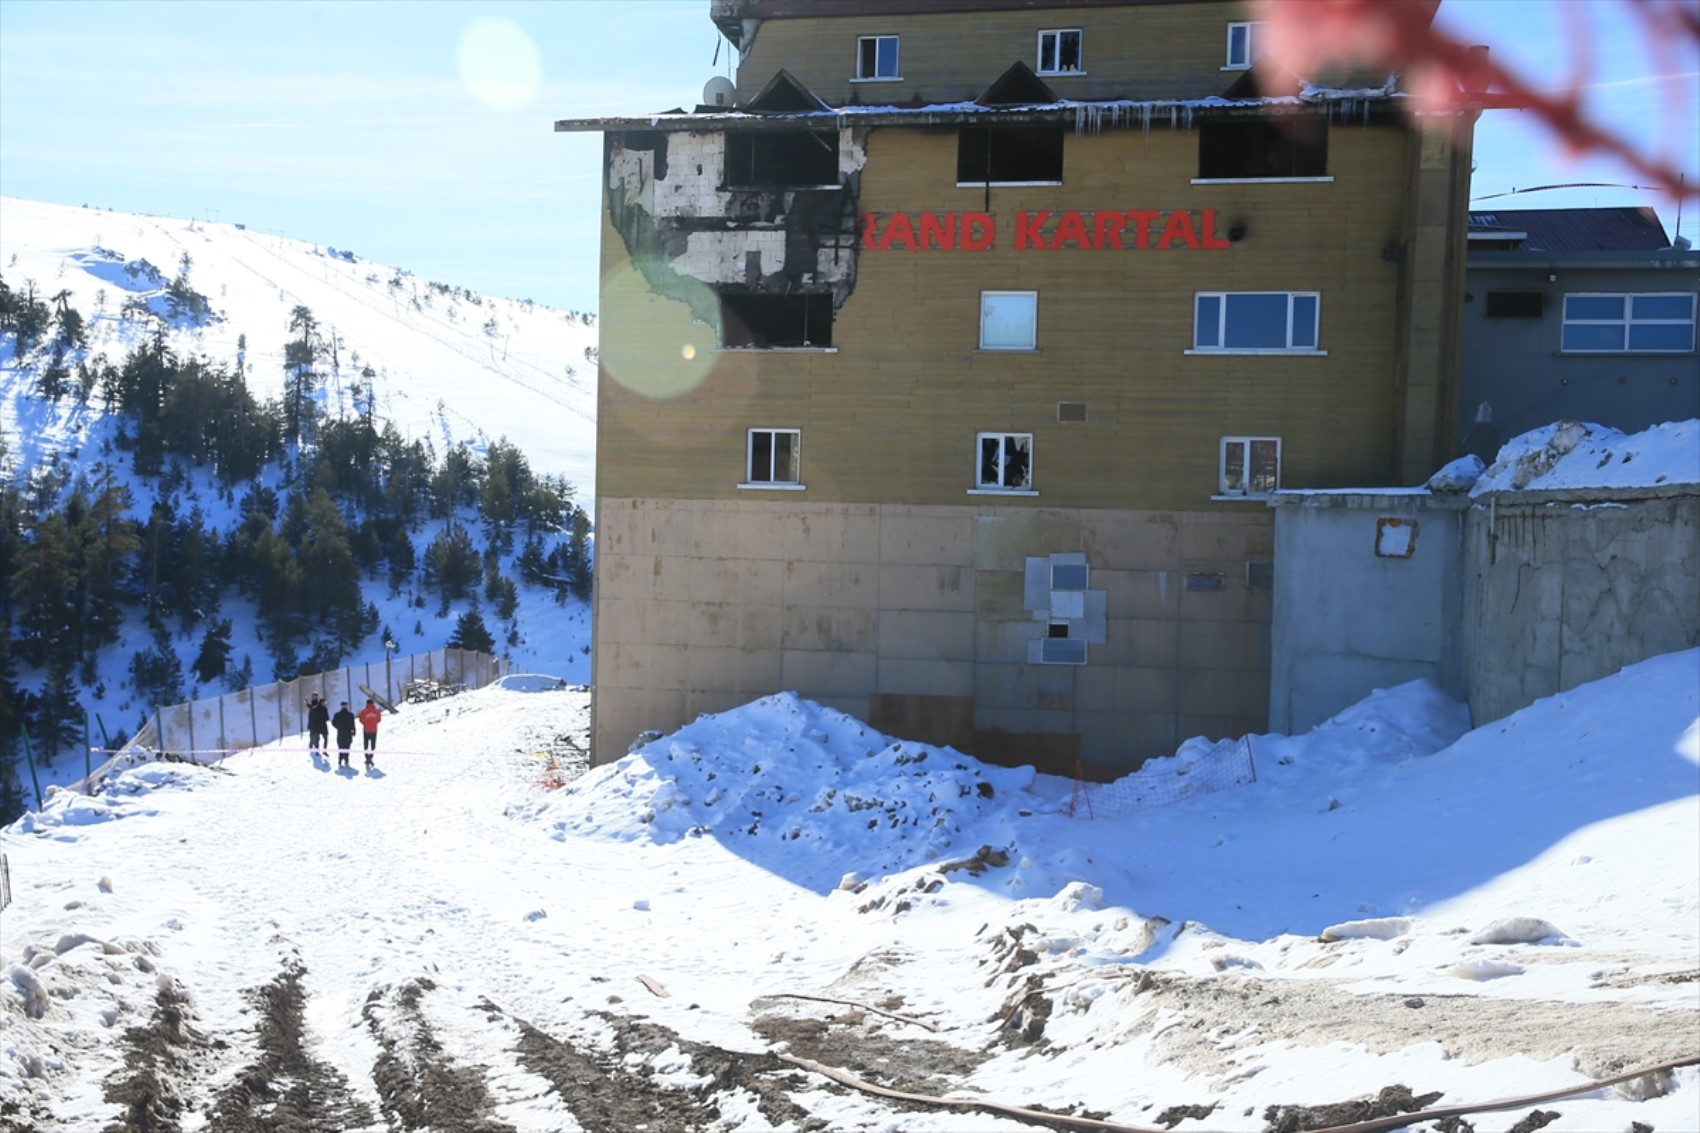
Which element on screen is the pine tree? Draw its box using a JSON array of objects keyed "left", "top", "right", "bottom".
[
  {"left": 423, "top": 524, "right": 480, "bottom": 607},
  {"left": 34, "top": 664, "right": 84, "bottom": 764},
  {"left": 446, "top": 610, "right": 495, "bottom": 654},
  {"left": 283, "top": 305, "right": 321, "bottom": 445},
  {"left": 192, "top": 619, "right": 233, "bottom": 685}
]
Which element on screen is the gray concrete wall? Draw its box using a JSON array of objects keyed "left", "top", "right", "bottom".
[
  {"left": 1459, "top": 261, "right": 1700, "bottom": 448},
  {"left": 1267, "top": 492, "right": 1467, "bottom": 734},
  {"left": 1461, "top": 489, "right": 1700, "bottom": 724}
]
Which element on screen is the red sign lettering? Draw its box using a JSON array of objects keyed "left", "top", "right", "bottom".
[
  {"left": 1015, "top": 211, "right": 1052, "bottom": 250},
  {"left": 961, "top": 212, "right": 995, "bottom": 250},
  {"left": 859, "top": 209, "right": 1230, "bottom": 251}
]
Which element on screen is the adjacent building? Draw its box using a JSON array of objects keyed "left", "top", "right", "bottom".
[
  {"left": 557, "top": 0, "right": 1478, "bottom": 771},
  {"left": 1459, "top": 206, "right": 1700, "bottom": 456}
]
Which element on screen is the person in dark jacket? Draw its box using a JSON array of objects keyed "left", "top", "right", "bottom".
[
  {"left": 331, "top": 702, "right": 357, "bottom": 768},
  {"left": 306, "top": 693, "right": 330, "bottom": 759}
]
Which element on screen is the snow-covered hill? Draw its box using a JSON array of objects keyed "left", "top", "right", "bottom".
[
  {"left": 0, "top": 197, "right": 602, "bottom": 787},
  {"left": 1, "top": 652, "right": 1695, "bottom": 1131},
  {"left": 0, "top": 196, "right": 597, "bottom": 501}
]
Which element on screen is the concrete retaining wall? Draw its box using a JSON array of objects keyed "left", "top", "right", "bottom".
[
  {"left": 1271, "top": 484, "right": 1699, "bottom": 733},
  {"left": 1462, "top": 489, "right": 1700, "bottom": 724},
  {"left": 1267, "top": 491, "right": 1468, "bottom": 734}
]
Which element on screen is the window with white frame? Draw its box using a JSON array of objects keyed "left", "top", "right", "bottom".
[
  {"left": 1220, "top": 436, "right": 1280, "bottom": 497},
  {"left": 1225, "top": 21, "right": 1265, "bottom": 69},
  {"left": 745, "top": 428, "right": 801, "bottom": 487},
  {"left": 977, "top": 433, "right": 1033, "bottom": 491},
  {"left": 855, "top": 35, "right": 899, "bottom": 80},
  {"left": 1561, "top": 293, "right": 1696, "bottom": 353},
  {"left": 980, "top": 290, "right": 1037, "bottom": 350},
  {"left": 1193, "top": 292, "right": 1320, "bottom": 352},
  {"left": 1037, "top": 29, "right": 1083, "bottom": 74}
]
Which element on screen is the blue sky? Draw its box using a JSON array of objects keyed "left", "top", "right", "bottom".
[{"left": 2, "top": 0, "right": 1696, "bottom": 314}]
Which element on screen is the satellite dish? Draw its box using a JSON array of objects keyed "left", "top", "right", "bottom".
[{"left": 703, "top": 76, "right": 736, "bottom": 108}]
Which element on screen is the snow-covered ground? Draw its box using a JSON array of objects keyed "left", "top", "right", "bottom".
[{"left": 3, "top": 651, "right": 1695, "bottom": 1131}]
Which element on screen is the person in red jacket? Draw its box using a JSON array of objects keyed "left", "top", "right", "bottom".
[{"left": 356, "top": 698, "right": 384, "bottom": 768}]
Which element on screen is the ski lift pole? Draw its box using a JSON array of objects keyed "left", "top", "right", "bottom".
[
  {"left": 84, "top": 713, "right": 92, "bottom": 794},
  {"left": 19, "top": 729, "right": 43, "bottom": 812},
  {"left": 95, "top": 712, "right": 111, "bottom": 749}
]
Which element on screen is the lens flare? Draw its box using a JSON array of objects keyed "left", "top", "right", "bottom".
[
  {"left": 457, "top": 18, "right": 542, "bottom": 111},
  {"left": 599, "top": 257, "right": 719, "bottom": 399}
]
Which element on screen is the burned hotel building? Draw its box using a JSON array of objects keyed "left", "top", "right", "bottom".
[{"left": 556, "top": 0, "right": 1476, "bottom": 770}]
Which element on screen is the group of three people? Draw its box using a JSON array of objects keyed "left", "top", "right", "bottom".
[{"left": 305, "top": 693, "right": 385, "bottom": 768}]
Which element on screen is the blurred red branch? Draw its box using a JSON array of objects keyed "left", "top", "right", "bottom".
[{"left": 1250, "top": 0, "right": 1699, "bottom": 201}]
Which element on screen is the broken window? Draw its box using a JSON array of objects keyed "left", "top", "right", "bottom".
[
  {"left": 1484, "top": 290, "right": 1544, "bottom": 319},
  {"left": 856, "top": 35, "right": 899, "bottom": 80},
  {"left": 719, "top": 292, "right": 833, "bottom": 349},
  {"left": 977, "top": 433, "right": 1033, "bottom": 491},
  {"left": 1198, "top": 116, "right": 1327, "bottom": 179},
  {"left": 1219, "top": 436, "right": 1281, "bottom": 497},
  {"left": 957, "top": 126, "right": 1064, "bottom": 184},
  {"left": 745, "top": 428, "right": 801, "bottom": 486},
  {"left": 724, "top": 130, "right": 839, "bottom": 187},
  {"left": 1037, "top": 29, "right": 1083, "bottom": 75},
  {"left": 980, "top": 290, "right": 1037, "bottom": 350}
]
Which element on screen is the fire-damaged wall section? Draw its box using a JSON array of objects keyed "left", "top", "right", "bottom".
[{"left": 605, "top": 126, "right": 867, "bottom": 337}]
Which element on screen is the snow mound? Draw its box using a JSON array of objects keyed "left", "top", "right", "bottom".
[
  {"left": 1319, "top": 916, "right": 1412, "bottom": 942},
  {"left": 531, "top": 692, "right": 1036, "bottom": 890},
  {"left": 1471, "top": 419, "right": 1700, "bottom": 496},
  {"left": 1469, "top": 916, "right": 1570, "bottom": 946}
]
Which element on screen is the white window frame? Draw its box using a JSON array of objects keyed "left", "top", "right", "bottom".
[
  {"left": 1037, "top": 28, "right": 1084, "bottom": 75},
  {"left": 972, "top": 432, "right": 1036, "bottom": 494},
  {"left": 1223, "top": 21, "right": 1265, "bottom": 70},
  {"left": 741, "top": 427, "right": 804, "bottom": 490},
  {"left": 1560, "top": 292, "right": 1697, "bottom": 353},
  {"left": 854, "top": 34, "right": 900, "bottom": 82},
  {"left": 1218, "top": 436, "right": 1281, "bottom": 498},
  {"left": 1188, "top": 291, "right": 1324, "bottom": 355},
  {"left": 980, "top": 290, "right": 1038, "bottom": 351}
]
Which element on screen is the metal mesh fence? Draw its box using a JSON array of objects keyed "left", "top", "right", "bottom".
[
  {"left": 1068, "top": 736, "right": 1258, "bottom": 818},
  {"left": 78, "top": 649, "right": 508, "bottom": 792}
]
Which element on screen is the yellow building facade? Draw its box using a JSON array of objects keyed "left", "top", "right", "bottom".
[{"left": 558, "top": 0, "right": 1473, "bottom": 771}]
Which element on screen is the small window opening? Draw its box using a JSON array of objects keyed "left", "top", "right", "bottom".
[
  {"left": 1057, "top": 401, "right": 1087, "bottom": 423},
  {"left": 1199, "top": 117, "right": 1326, "bottom": 178},
  {"left": 1225, "top": 21, "right": 1266, "bottom": 69},
  {"left": 747, "top": 428, "right": 801, "bottom": 484},
  {"left": 1484, "top": 290, "right": 1545, "bottom": 319},
  {"left": 724, "top": 130, "right": 839, "bottom": 187},
  {"left": 978, "top": 432, "right": 1033, "bottom": 490},
  {"left": 958, "top": 126, "right": 1064, "bottom": 184},
  {"left": 856, "top": 35, "right": 899, "bottom": 80},
  {"left": 1047, "top": 622, "right": 1070, "bottom": 638},
  {"left": 1038, "top": 29, "right": 1082, "bottom": 74},
  {"left": 720, "top": 293, "right": 833, "bottom": 348}
]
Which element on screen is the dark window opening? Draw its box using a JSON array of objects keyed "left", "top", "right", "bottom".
[
  {"left": 1048, "top": 622, "right": 1070, "bottom": 638},
  {"left": 720, "top": 292, "right": 833, "bottom": 348},
  {"left": 1247, "top": 560, "right": 1274, "bottom": 590},
  {"left": 1198, "top": 117, "right": 1327, "bottom": 179},
  {"left": 725, "top": 130, "right": 838, "bottom": 187},
  {"left": 1484, "top": 290, "right": 1544, "bottom": 319},
  {"left": 957, "top": 126, "right": 1064, "bottom": 183}
]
